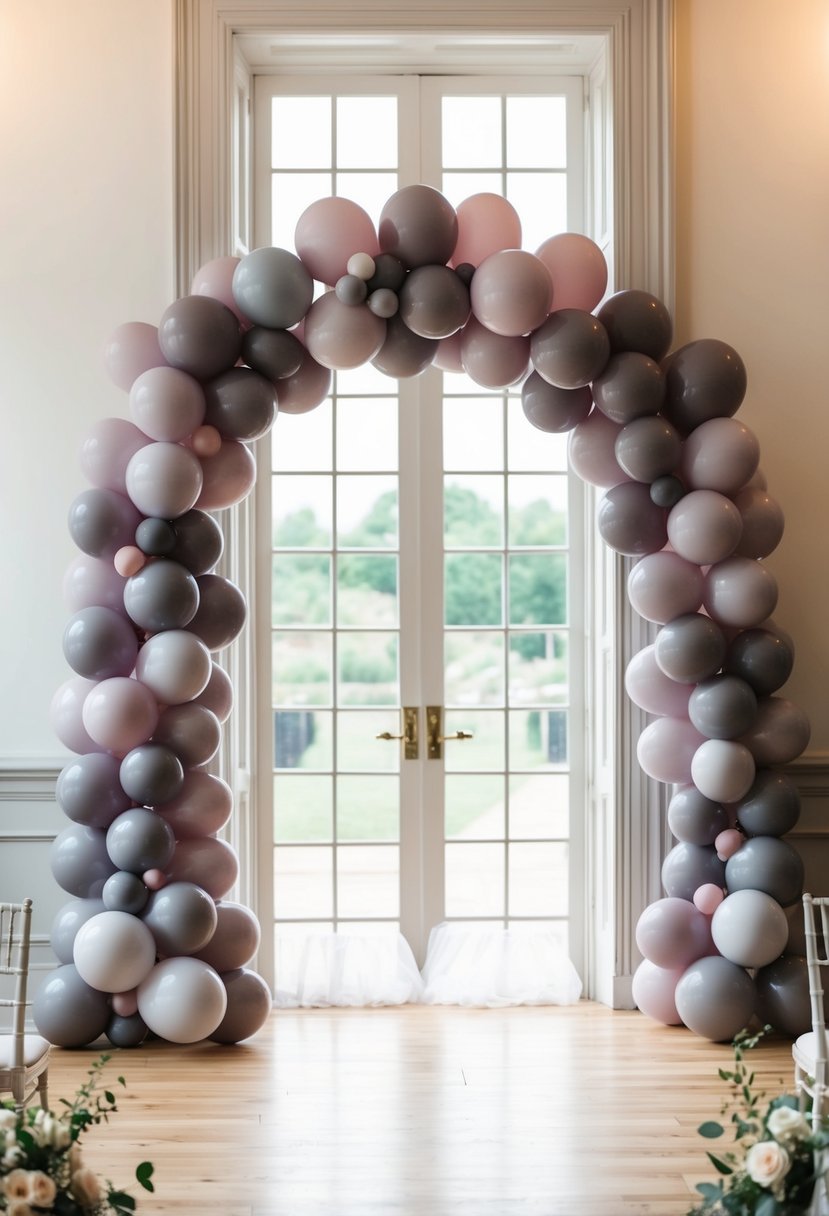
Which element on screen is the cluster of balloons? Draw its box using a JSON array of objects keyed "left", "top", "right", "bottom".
[{"left": 39, "top": 181, "right": 805, "bottom": 1046}]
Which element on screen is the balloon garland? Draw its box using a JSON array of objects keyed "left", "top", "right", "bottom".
[{"left": 36, "top": 185, "right": 808, "bottom": 1047}]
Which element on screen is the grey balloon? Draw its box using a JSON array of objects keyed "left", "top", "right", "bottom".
[
  {"left": 62, "top": 605, "right": 139, "bottom": 681},
  {"left": 203, "top": 367, "right": 277, "bottom": 442},
  {"left": 187, "top": 574, "right": 247, "bottom": 651},
  {"left": 398, "top": 264, "right": 470, "bottom": 339},
  {"left": 124, "top": 559, "right": 200, "bottom": 632},
  {"left": 153, "top": 703, "right": 222, "bottom": 769},
  {"left": 736, "top": 769, "right": 801, "bottom": 838},
  {"left": 106, "top": 806, "right": 176, "bottom": 873},
  {"left": 33, "top": 964, "right": 111, "bottom": 1047},
  {"left": 650, "top": 474, "right": 685, "bottom": 508},
  {"left": 135, "top": 516, "right": 177, "bottom": 557},
  {"left": 378, "top": 184, "right": 458, "bottom": 269},
  {"left": 106, "top": 1012, "right": 149, "bottom": 1048},
  {"left": 725, "top": 836, "right": 804, "bottom": 907},
  {"left": 661, "top": 338, "right": 747, "bottom": 435},
  {"left": 674, "top": 955, "right": 755, "bottom": 1042},
  {"left": 597, "top": 482, "right": 668, "bottom": 556},
  {"left": 521, "top": 371, "right": 592, "bottom": 434},
  {"left": 371, "top": 313, "right": 437, "bottom": 378},
  {"left": 595, "top": 289, "right": 673, "bottom": 361},
  {"left": 592, "top": 351, "right": 666, "bottom": 424},
  {"left": 56, "top": 752, "right": 133, "bottom": 829},
  {"left": 158, "top": 294, "right": 242, "bottom": 381},
  {"left": 209, "top": 968, "right": 272, "bottom": 1044},
  {"left": 654, "top": 613, "right": 727, "bottom": 684},
  {"left": 667, "top": 785, "right": 729, "bottom": 846},
  {"left": 530, "top": 308, "right": 610, "bottom": 390},
  {"left": 755, "top": 955, "right": 812, "bottom": 1038},
  {"left": 193, "top": 901, "right": 261, "bottom": 972},
  {"left": 724, "top": 626, "right": 795, "bottom": 696},
  {"left": 170, "top": 509, "right": 224, "bottom": 577},
  {"left": 661, "top": 842, "right": 725, "bottom": 901},
  {"left": 49, "top": 898, "right": 106, "bottom": 964},
  {"left": 242, "top": 325, "right": 304, "bottom": 382},
  {"left": 142, "top": 881, "right": 218, "bottom": 956},
  {"left": 614, "top": 415, "right": 681, "bottom": 483},
  {"left": 334, "top": 273, "right": 368, "bottom": 306},
  {"left": 367, "top": 253, "right": 406, "bottom": 292},
  {"left": 102, "top": 870, "right": 150, "bottom": 915},
  {"left": 688, "top": 674, "right": 758, "bottom": 740},
  {"left": 51, "top": 824, "right": 117, "bottom": 898},
  {"left": 367, "top": 288, "right": 400, "bottom": 319},
  {"left": 68, "top": 488, "right": 142, "bottom": 559},
  {"left": 119, "top": 744, "right": 185, "bottom": 808},
  {"left": 232, "top": 246, "right": 314, "bottom": 329}
]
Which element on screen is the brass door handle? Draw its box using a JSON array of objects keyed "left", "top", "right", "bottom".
[
  {"left": 426, "top": 707, "right": 473, "bottom": 760},
  {"left": 375, "top": 708, "right": 419, "bottom": 759},
  {"left": 438, "top": 731, "right": 473, "bottom": 743},
  {"left": 375, "top": 731, "right": 404, "bottom": 741}
]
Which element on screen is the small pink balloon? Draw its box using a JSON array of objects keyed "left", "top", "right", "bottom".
[
  {"left": 693, "top": 883, "right": 725, "bottom": 915},
  {"left": 114, "top": 546, "right": 146, "bottom": 578},
  {"left": 714, "top": 828, "right": 744, "bottom": 861},
  {"left": 191, "top": 424, "right": 223, "bottom": 457},
  {"left": 535, "top": 233, "right": 609, "bottom": 313},
  {"left": 111, "top": 989, "right": 139, "bottom": 1017},
  {"left": 143, "top": 869, "right": 167, "bottom": 891}
]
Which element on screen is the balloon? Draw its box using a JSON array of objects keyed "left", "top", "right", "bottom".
[
  {"left": 724, "top": 624, "right": 795, "bottom": 696},
  {"left": 158, "top": 295, "right": 242, "bottom": 381},
  {"left": 129, "top": 366, "right": 206, "bottom": 442},
  {"left": 691, "top": 739, "right": 756, "bottom": 803},
  {"left": 434, "top": 331, "right": 464, "bottom": 374},
  {"left": 169, "top": 508, "right": 224, "bottom": 575},
  {"left": 106, "top": 807, "right": 177, "bottom": 873},
  {"left": 635, "top": 897, "right": 713, "bottom": 969},
  {"left": 73, "top": 910, "right": 157, "bottom": 993},
  {"left": 371, "top": 314, "right": 437, "bottom": 379},
  {"left": 191, "top": 254, "right": 246, "bottom": 324},
  {"left": 597, "top": 482, "right": 667, "bottom": 556},
  {"left": 125, "top": 441, "right": 203, "bottom": 519},
  {"left": 166, "top": 837, "right": 239, "bottom": 900},
  {"left": 68, "top": 488, "right": 142, "bottom": 560},
  {"left": 142, "top": 882, "right": 218, "bottom": 956},
  {"left": 650, "top": 475, "right": 685, "bottom": 508},
  {"left": 674, "top": 955, "right": 755, "bottom": 1041},
  {"left": 378, "top": 184, "right": 458, "bottom": 269},
  {"left": 119, "top": 744, "right": 184, "bottom": 807},
  {"left": 688, "top": 675, "right": 758, "bottom": 740},
  {"left": 135, "top": 629, "right": 211, "bottom": 704},
  {"left": 63, "top": 554, "right": 127, "bottom": 616},
  {"left": 187, "top": 574, "right": 247, "bottom": 651},
  {"left": 631, "top": 959, "right": 684, "bottom": 1025},
  {"left": 661, "top": 339, "right": 747, "bottom": 435},
  {"left": 680, "top": 417, "right": 760, "bottom": 495},
  {"left": 295, "top": 198, "right": 379, "bottom": 286},
  {"left": 114, "top": 545, "right": 146, "bottom": 577},
  {"left": 62, "top": 606, "right": 138, "bottom": 683},
  {"left": 399, "top": 265, "right": 470, "bottom": 339},
  {"left": 666, "top": 489, "right": 743, "bottom": 565},
  {"left": 530, "top": 309, "right": 610, "bottom": 389},
  {"left": 242, "top": 325, "right": 305, "bottom": 382},
  {"left": 460, "top": 317, "right": 529, "bottom": 389},
  {"left": 193, "top": 901, "right": 261, "bottom": 972},
  {"left": 33, "top": 964, "right": 111, "bottom": 1047},
  {"left": 209, "top": 968, "right": 272, "bottom": 1044},
  {"left": 50, "top": 824, "right": 117, "bottom": 899},
  {"left": 134, "top": 517, "right": 176, "bottom": 557},
  {"left": 702, "top": 557, "right": 779, "bottom": 629},
  {"left": 56, "top": 752, "right": 133, "bottom": 830},
  {"left": 592, "top": 352, "right": 665, "bottom": 425},
  {"left": 693, "top": 884, "right": 725, "bottom": 916},
  {"left": 714, "top": 828, "right": 745, "bottom": 861},
  {"left": 452, "top": 193, "right": 522, "bottom": 268},
  {"left": 736, "top": 770, "right": 801, "bottom": 838},
  {"left": 614, "top": 416, "right": 680, "bottom": 483},
  {"left": 137, "top": 957, "right": 227, "bottom": 1044},
  {"left": 596, "top": 290, "right": 673, "bottom": 360},
  {"left": 82, "top": 676, "right": 159, "bottom": 755},
  {"left": 637, "top": 717, "right": 706, "bottom": 785},
  {"left": 732, "top": 487, "right": 785, "bottom": 559},
  {"left": 567, "top": 410, "right": 630, "bottom": 489},
  {"left": 347, "top": 253, "right": 376, "bottom": 280},
  {"left": 755, "top": 955, "right": 813, "bottom": 1037},
  {"left": 627, "top": 551, "right": 704, "bottom": 625},
  {"left": 102, "top": 870, "right": 150, "bottom": 915},
  {"left": 106, "top": 1012, "right": 149, "bottom": 1048},
  {"left": 143, "top": 869, "right": 167, "bottom": 891},
  {"left": 229, "top": 247, "right": 312, "bottom": 331},
  {"left": 662, "top": 842, "right": 725, "bottom": 901},
  {"left": 521, "top": 372, "right": 591, "bottom": 434},
  {"left": 470, "top": 249, "right": 552, "bottom": 338},
  {"left": 303, "top": 292, "right": 386, "bottom": 371},
  {"left": 367, "top": 253, "right": 406, "bottom": 293},
  {"left": 725, "top": 836, "right": 804, "bottom": 907},
  {"left": 711, "top": 889, "right": 788, "bottom": 969},
  {"left": 367, "top": 287, "right": 399, "bottom": 319},
  {"left": 667, "top": 785, "right": 729, "bottom": 847},
  {"left": 534, "top": 232, "right": 607, "bottom": 313},
  {"left": 157, "top": 770, "right": 233, "bottom": 839},
  {"left": 123, "top": 559, "right": 200, "bottom": 632},
  {"left": 50, "top": 676, "right": 100, "bottom": 755},
  {"left": 79, "top": 417, "right": 149, "bottom": 493},
  {"left": 111, "top": 989, "right": 139, "bottom": 1017},
  {"left": 624, "top": 645, "right": 694, "bottom": 717},
  {"left": 739, "top": 696, "right": 811, "bottom": 767},
  {"left": 654, "top": 613, "right": 727, "bottom": 685},
  {"left": 49, "top": 898, "right": 106, "bottom": 964},
  {"left": 103, "top": 321, "right": 168, "bottom": 391},
  {"left": 152, "top": 703, "right": 221, "bottom": 769},
  {"left": 273, "top": 348, "right": 332, "bottom": 415},
  {"left": 192, "top": 661, "right": 234, "bottom": 723},
  {"left": 202, "top": 367, "right": 277, "bottom": 442}
]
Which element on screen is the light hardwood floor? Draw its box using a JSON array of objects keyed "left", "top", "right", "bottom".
[{"left": 46, "top": 1002, "right": 796, "bottom": 1216}]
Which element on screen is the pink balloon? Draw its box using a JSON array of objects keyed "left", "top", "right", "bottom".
[
  {"left": 196, "top": 439, "right": 256, "bottom": 511},
  {"left": 192, "top": 662, "right": 234, "bottom": 723},
  {"left": 125, "top": 441, "right": 204, "bottom": 519},
  {"left": 470, "top": 249, "right": 552, "bottom": 337},
  {"left": 568, "top": 409, "right": 631, "bottom": 489},
  {"left": 50, "top": 677, "right": 101, "bottom": 755},
  {"left": 166, "top": 837, "right": 239, "bottom": 900},
  {"left": 157, "top": 771, "right": 233, "bottom": 839},
  {"left": 190, "top": 425, "right": 223, "bottom": 457},
  {"left": 666, "top": 489, "right": 743, "bottom": 566},
  {"left": 627, "top": 551, "right": 704, "bottom": 624},
  {"left": 111, "top": 989, "right": 139, "bottom": 1017},
  {"left": 635, "top": 897, "right": 714, "bottom": 969},
  {"left": 703, "top": 556, "right": 778, "bottom": 629},
  {"left": 680, "top": 417, "right": 760, "bottom": 495},
  {"left": 535, "top": 233, "right": 608, "bottom": 313},
  {"left": 64, "top": 555, "right": 128, "bottom": 616},
  {"left": 434, "top": 331, "right": 464, "bottom": 374},
  {"left": 79, "top": 418, "right": 149, "bottom": 493},
  {"left": 625, "top": 645, "right": 694, "bottom": 717},
  {"left": 694, "top": 883, "right": 725, "bottom": 915},
  {"left": 714, "top": 828, "right": 744, "bottom": 862},
  {"left": 451, "top": 193, "right": 522, "bottom": 269},
  {"left": 632, "top": 959, "right": 684, "bottom": 1025},
  {"left": 193, "top": 901, "right": 261, "bottom": 972},
  {"left": 303, "top": 293, "right": 386, "bottom": 371},
  {"left": 142, "top": 869, "right": 167, "bottom": 891},
  {"left": 129, "top": 366, "right": 206, "bottom": 443},
  {"left": 113, "top": 546, "right": 146, "bottom": 578},
  {"left": 295, "top": 197, "right": 380, "bottom": 286},
  {"left": 460, "top": 316, "right": 529, "bottom": 388},
  {"left": 82, "top": 676, "right": 159, "bottom": 756},
  {"left": 191, "top": 255, "right": 248, "bottom": 325},
  {"left": 637, "top": 717, "right": 706, "bottom": 785},
  {"left": 691, "top": 739, "right": 756, "bottom": 803},
  {"left": 103, "top": 321, "right": 168, "bottom": 392},
  {"left": 274, "top": 348, "right": 332, "bottom": 415}
]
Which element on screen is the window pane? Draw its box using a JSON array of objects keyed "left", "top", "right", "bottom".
[
  {"left": 444, "top": 475, "right": 503, "bottom": 548},
  {"left": 337, "top": 475, "right": 398, "bottom": 548},
  {"left": 506, "top": 97, "right": 567, "bottom": 168},
  {"left": 509, "top": 631, "right": 568, "bottom": 707},
  {"left": 337, "top": 776, "right": 399, "bottom": 841},
  {"left": 273, "top": 775, "right": 333, "bottom": 843},
  {"left": 506, "top": 172, "right": 567, "bottom": 250},
  {"left": 337, "top": 553, "right": 398, "bottom": 627},
  {"left": 444, "top": 555, "right": 502, "bottom": 629},
  {"left": 337, "top": 631, "right": 399, "bottom": 706},
  {"left": 337, "top": 845, "right": 399, "bottom": 917},
  {"left": 272, "top": 474, "right": 332, "bottom": 548},
  {"left": 507, "top": 401, "right": 567, "bottom": 472},
  {"left": 445, "top": 775, "right": 505, "bottom": 840},
  {"left": 508, "top": 554, "right": 567, "bottom": 626},
  {"left": 273, "top": 401, "right": 332, "bottom": 473},
  {"left": 337, "top": 710, "right": 400, "bottom": 773},
  {"left": 509, "top": 842, "right": 568, "bottom": 915},
  {"left": 445, "top": 842, "right": 504, "bottom": 916},
  {"left": 336, "top": 363, "right": 392, "bottom": 396},
  {"left": 272, "top": 97, "right": 331, "bottom": 168},
  {"left": 508, "top": 474, "right": 568, "bottom": 546},
  {"left": 443, "top": 710, "right": 505, "bottom": 772},
  {"left": 274, "top": 709, "right": 332, "bottom": 771},
  {"left": 443, "top": 97, "right": 502, "bottom": 168},
  {"left": 272, "top": 553, "right": 331, "bottom": 627},
  {"left": 274, "top": 845, "right": 333, "bottom": 917},
  {"left": 337, "top": 97, "right": 397, "bottom": 168},
  {"left": 509, "top": 773, "right": 569, "bottom": 840},
  {"left": 272, "top": 632, "right": 332, "bottom": 707},
  {"left": 444, "top": 632, "right": 505, "bottom": 706},
  {"left": 336, "top": 172, "right": 398, "bottom": 223},
  {"left": 337, "top": 398, "right": 398, "bottom": 471},
  {"left": 443, "top": 398, "right": 503, "bottom": 471},
  {"left": 509, "top": 709, "right": 569, "bottom": 771},
  {"left": 272, "top": 172, "right": 332, "bottom": 249},
  {"left": 442, "top": 171, "right": 503, "bottom": 208}
]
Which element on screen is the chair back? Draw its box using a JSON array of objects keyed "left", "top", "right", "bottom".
[
  {"left": 0, "top": 899, "right": 34, "bottom": 1070},
  {"left": 803, "top": 893, "right": 829, "bottom": 1085}
]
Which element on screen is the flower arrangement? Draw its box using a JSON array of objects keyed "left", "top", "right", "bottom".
[
  {"left": 0, "top": 1054, "right": 154, "bottom": 1214},
  {"left": 688, "top": 1027, "right": 828, "bottom": 1216}
]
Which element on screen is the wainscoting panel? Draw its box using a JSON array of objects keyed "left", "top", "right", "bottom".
[{"left": 787, "top": 753, "right": 829, "bottom": 896}]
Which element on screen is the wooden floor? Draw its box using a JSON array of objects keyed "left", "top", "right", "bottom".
[{"left": 46, "top": 1002, "right": 796, "bottom": 1216}]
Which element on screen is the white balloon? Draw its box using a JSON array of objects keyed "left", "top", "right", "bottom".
[
  {"left": 135, "top": 630, "right": 212, "bottom": 705},
  {"left": 125, "top": 442, "right": 203, "bottom": 518},
  {"left": 73, "top": 910, "right": 156, "bottom": 993},
  {"left": 711, "top": 889, "right": 788, "bottom": 969},
  {"left": 691, "top": 738, "right": 756, "bottom": 803},
  {"left": 137, "top": 956, "right": 227, "bottom": 1044}
]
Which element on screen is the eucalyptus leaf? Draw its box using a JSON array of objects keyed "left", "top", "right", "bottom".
[
  {"left": 706, "top": 1151, "right": 734, "bottom": 1175},
  {"left": 698, "top": 1121, "right": 724, "bottom": 1139}
]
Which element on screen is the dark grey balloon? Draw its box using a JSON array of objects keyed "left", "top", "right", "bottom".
[
  {"left": 674, "top": 955, "right": 755, "bottom": 1042},
  {"left": 755, "top": 955, "right": 812, "bottom": 1038},
  {"left": 232, "top": 246, "right": 314, "bottom": 329},
  {"left": 102, "top": 870, "right": 150, "bottom": 915},
  {"left": 614, "top": 416, "right": 680, "bottom": 483},
  {"left": 688, "top": 674, "right": 758, "bottom": 740},
  {"left": 123, "top": 559, "right": 200, "bottom": 632},
  {"left": 521, "top": 371, "right": 592, "bottom": 434},
  {"left": 725, "top": 836, "right": 804, "bottom": 907},
  {"left": 667, "top": 785, "right": 729, "bottom": 846},
  {"left": 335, "top": 274, "right": 368, "bottom": 306},
  {"left": 398, "top": 264, "right": 470, "bottom": 339},
  {"left": 596, "top": 290, "right": 673, "bottom": 361},
  {"left": 655, "top": 613, "right": 727, "bottom": 684},
  {"left": 68, "top": 488, "right": 142, "bottom": 559},
  {"left": 242, "top": 325, "right": 305, "bottom": 383},
  {"left": 724, "top": 626, "right": 795, "bottom": 697},
  {"left": 106, "top": 806, "right": 177, "bottom": 873},
  {"left": 135, "top": 517, "right": 177, "bottom": 557},
  {"left": 736, "top": 769, "right": 801, "bottom": 838},
  {"left": 142, "top": 881, "right": 218, "bottom": 956},
  {"left": 62, "top": 605, "right": 139, "bottom": 681},
  {"left": 530, "top": 309, "right": 610, "bottom": 389},
  {"left": 51, "top": 824, "right": 118, "bottom": 898},
  {"left": 187, "top": 574, "right": 247, "bottom": 651},
  {"left": 371, "top": 313, "right": 437, "bottom": 378},
  {"left": 592, "top": 351, "right": 665, "bottom": 424},
  {"left": 56, "top": 752, "right": 133, "bottom": 829},
  {"left": 378, "top": 184, "right": 458, "bottom": 269},
  {"left": 203, "top": 367, "right": 277, "bottom": 442},
  {"left": 661, "top": 339, "right": 748, "bottom": 435},
  {"left": 106, "top": 1012, "right": 149, "bottom": 1048},
  {"left": 158, "top": 295, "right": 242, "bottom": 381},
  {"left": 49, "top": 898, "right": 106, "bottom": 964},
  {"left": 119, "top": 744, "right": 185, "bottom": 808},
  {"left": 661, "top": 841, "right": 725, "bottom": 901},
  {"left": 650, "top": 475, "right": 686, "bottom": 508},
  {"left": 152, "top": 702, "right": 222, "bottom": 769},
  {"left": 33, "top": 963, "right": 111, "bottom": 1047},
  {"left": 597, "top": 482, "right": 668, "bottom": 556},
  {"left": 170, "top": 509, "right": 224, "bottom": 576},
  {"left": 367, "top": 253, "right": 406, "bottom": 293}
]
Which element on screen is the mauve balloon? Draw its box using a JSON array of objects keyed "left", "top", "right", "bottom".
[
  {"left": 202, "top": 367, "right": 277, "bottom": 442},
  {"left": 596, "top": 289, "right": 673, "bottom": 360},
  {"left": 592, "top": 351, "right": 665, "bottom": 425},
  {"left": 158, "top": 294, "right": 242, "bottom": 381},
  {"left": 399, "top": 264, "right": 470, "bottom": 339},
  {"left": 522, "top": 372, "right": 592, "bottom": 434},
  {"left": 531, "top": 309, "right": 610, "bottom": 389},
  {"left": 661, "top": 338, "right": 747, "bottom": 435},
  {"left": 378, "top": 184, "right": 458, "bottom": 269},
  {"left": 372, "top": 314, "right": 437, "bottom": 379}
]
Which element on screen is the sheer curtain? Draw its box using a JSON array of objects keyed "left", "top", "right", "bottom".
[{"left": 274, "top": 925, "right": 582, "bottom": 1009}]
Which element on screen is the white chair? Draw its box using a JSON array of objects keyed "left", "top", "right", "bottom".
[
  {"left": 0, "top": 899, "right": 50, "bottom": 1112},
  {"left": 793, "top": 892, "right": 829, "bottom": 1129}
]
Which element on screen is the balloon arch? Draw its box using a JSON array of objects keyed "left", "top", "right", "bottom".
[{"left": 36, "top": 186, "right": 809, "bottom": 1047}]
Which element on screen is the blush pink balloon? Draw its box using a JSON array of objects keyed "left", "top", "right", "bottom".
[
  {"left": 81, "top": 676, "right": 159, "bottom": 756},
  {"left": 568, "top": 409, "right": 631, "bottom": 489},
  {"left": 625, "top": 645, "right": 694, "bottom": 718},
  {"left": 79, "top": 418, "right": 149, "bottom": 493},
  {"left": 295, "top": 197, "right": 380, "bottom": 286},
  {"left": 667, "top": 489, "right": 743, "bottom": 566},
  {"left": 714, "top": 828, "right": 744, "bottom": 861},
  {"left": 460, "top": 316, "right": 530, "bottom": 388},
  {"left": 142, "top": 869, "right": 167, "bottom": 890},
  {"left": 627, "top": 551, "right": 704, "bottom": 624},
  {"left": 103, "top": 321, "right": 168, "bottom": 391},
  {"left": 635, "top": 896, "right": 714, "bottom": 969},
  {"left": 434, "top": 331, "right": 464, "bottom": 373},
  {"left": 303, "top": 293, "right": 386, "bottom": 371},
  {"left": 470, "top": 249, "right": 552, "bottom": 337},
  {"left": 157, "top": 771, "right": 233, "bottom": 839},
  {"left": 703, "top": 557, "right": 779, "bottom": 629},
  {"left": 64, "top": 555, "right": 128, "bottom": 616},
  {"left": 111, "top": 989, "right": 139, "bottom": 1017},
  {"left": 191, "top": 425, "right": 223, "bottom": 457},
  {"left": 113, "top": 546, "right": 146, "bottom": 578},
  {"left": 50, "top": 677, "right": 102, "bottom": 755},
  {"left": 451, "top": 193, "right": 522, "bottom": 268},
  {"left": 129, "top": 366, "right": 206, "bottom": 443},
  {"left": 679, "top": 417, "right": 760, "bottom": 496},
  {"left": 631, "top": 959, "right": 684, "bottom": 1025},
  {"left": 535, "top": 233, "right": 608, "bottom": 313},
  {"left": 693, "top": 883, "right": 725, "bottom": 915},
  {"left": 637, "top": 717, "right": 706, "bottom": 785},
  {"left": 166, "top": 837, "right": 239, "bottom": 900},
  {"left": 274, "top": 348, "right": 332, "bottom": 415},
  {"left": 191, "top": 255, "right": 248, "bottom": 324},
  {"left": 196, "top": 439, "right": 256, "bottom": 511}
]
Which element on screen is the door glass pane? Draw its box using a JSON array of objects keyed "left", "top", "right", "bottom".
[
  {"left": 508, "top": 474, "right": 567, "bottom": 546},
  {"left": 442, "top": 171, "right": 503, "bottom": 206},
  {"left": 273, "top": 402, "right": 333, "bottom": 473},
  {"left": 508, "top": 631, "right": 568, "bottom": 706},
  {"left": 272, "top": 554, "right": 331, "bottom": 626},
  {"left": 337, "top": 846, "right": 399, "bottom": 917},
  {"left": 274, "top": 846, "right": 333, "bottom": 918},
  {"left": 273, "top": 775, "right": 333, "bottom": 843},
  {"left": 444, "top": 632, "right": 505, "bottom": 706},
  {"left": 443, "top": 399, "right": 503, "bottom": 471},
  {"left": 337, "top": 475, "right": 398, "bottom": 548},
  {"left": 443, "top": 711, "right": 505, "bottom": 772},
  {"left": 508, "top": 554, "right": 567, "bottom": 626},
  {"left": 337, "top": 98, "right": 397, "bottom": 167},
  {"left": 335, "top": 172, "right": 398, "bottom": 219},
  {"left": 445, "top": 775, "right": 505, "bottom": 840},
  {"left": 509, "top": 773, "right": 569, "bottom": 840},
  {"left": 337, "top": 776, "right": 399, "bottom": 841},
  {"left": 444, "top": 475, "right": 503, "bottom": 547},
  {"left": 272, "top": 173, "right": 332, "bottom": 249},
  {"left": 509, "top": 843, "right": 568, "bottom": 916},
  {"left": 507, "top": 403, "right": 567, "bottom": 472},
  {"left": 509, "top": 710, "right": 567, "bottom": 771},
  {"left": 444, "top": 555, "right": 503, "bottom": 627},
  {"left": 506, "top": 172, "right": 567, "bottom": 250},
  {"left": 442, "top": 96, "right": 502, "bottom": 167},
  {"left": 272, "top": 97, "right": 331, "bottom": 167},
  {"left": 272, "top": 632, "right": 332, "bottom": 707},
  {"left": 336, "top": 554, "right": 398, "bottom": 627},
  {"left": 337, "top": 631, "right": 399, "bottom": 706},
  {"left": 445, "top": 843, "right": 505, "bottom": 916},
  {"left": 506, "top": 97, "right": 567, "bottom": 168},
  {"left": 337, "top": 398, "right": 398, "bottom": 471},
  {"left": 273, "top": 475, "right": 332, "bottom": 547},
  {"left": 274, "top": 710, "right": 333, "bottom": 771},
  {"left": 337, "top": 710, "right": 400, "bottom": 773}
]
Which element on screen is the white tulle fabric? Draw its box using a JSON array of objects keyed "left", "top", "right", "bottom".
[{"left": 274, "top": 923, "right": 582, "bottom": 1009}]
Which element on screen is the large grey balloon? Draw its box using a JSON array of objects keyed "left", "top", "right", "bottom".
[
  {"left": 688, "top": 674, "right": 758, "bottom": 740},
  {"left": 654, "top": 613, "right": 727, "bottom": 684},
  {"left": 242, "top": 325, "right": 304, "bottom": 383},
  {"left": 740, "top": 697, "right": 811, "bottom": 767},
  {"left": 209, "top": 968, "right": 272, "bottom": 1044},
  {"left": 68, "top": 488, "right": 142, "bottom": 559},
  {"left": 667, "top": 785, "right": 729, "bottom": 846},
  {"left": 232, "top": 246, "right": 314, "bottom": 329},
  {"left": 530, "top": 309, "right": 610, "bottom": 389},
  {"left": 371, "top": 314, "right": 437, "bottom": 379},
  {"left": 170, "top": 509, "right": 224, "bottom": 576},
  {"left": 674, "top": 955, "right": 755, "bottom": 1042},
  {"left": 736, "top": 770, "right": 801, "bottom": 838},
  {"left": 193, "top": 901, "right": 261, "bottom": 972},
  {"left": 51, "top": 824, "right": 117, "bottom": 898},
  {"left": 595, "top": 289, "right": 673, "bottom": 360},
  {"left": 106, "top": 806, "right": 177, "bottom": 873},
  {"left": 187, "top": 574, "right": 246, "bottom": 651},
  {"left": 724, "top": 624, "right": 794, "bottom": 696},
  {"left": 661, "top": 338, "right": 747, "bottom": 435},
  {"left": 124, "top": 559, "right": 200, "bottom": 632},
  {"left": 142, "top": 881, "right": 218, "bottom": 956},
  {"left": 398, "top": 264, "right": 470, "bottom": 339},
  {"left": 106, "top": 1012, "right": 149, "bottom": 1048},
  {"left": 119, "top": 744, "right": 185, "bottom": 807},
  {"left": 725, "top": 836, "right": 804, "bottom": 907},
  {"left": 62, "top": 605, "right": 139, "bottom": 681},
  {"left": 614, "top": 416, "right": 680, "bottom": 483},
  {"left": 521, "top": 371, "right": 592, "bottom": 434},
  {"left": 755, "top": 955, "right": 812, "bottom": 1038},
  {"left": 378, "top": 184, "right": 458, "bottom": 269},
  {"left": 597, "top": 482, "right": 667, "bottom": 556},
  {"left": 592, "top": 351, "right": 665, "bottom": 424},
  {"left": 102, "top": 870, "right": 150, "bottom": 915},
  {"left": 158, "top": 295, "right": 242, "bottom": 381},
  {"left": 56, "top": 752, "right": 133, "bottom": 829},
  {"left": 33, "top": 964, "right": 111, "bottom": 1047},
  {"left": 661, "top": 842, "right": 725, "bottom": 900},
  {"left": 203, "top": 367, "right": 277, "bottom": 442},
  {"left": 49, "top": 898, "right": 106, "bottom": 964},
  {"left": 152, "top": 702, "right": 222, "bottom": 769}
]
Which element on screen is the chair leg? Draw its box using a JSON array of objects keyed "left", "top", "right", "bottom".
[{"left": 37, "top": 1072, "right": 49, "bottom": 1112}]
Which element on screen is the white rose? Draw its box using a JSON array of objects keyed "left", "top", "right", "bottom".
[
  {"left": 33, "top": 1111, "right": 71, "bottom": 1151},
  {"left": 28, "top": 1171, "right": 57, "bottom": 1208},
  {"left": 2, "top": 1146, "right": 23, "bottom": 1169},
  {"left": 0, "top": 1109, "right": 18, "bottom": 1130},
  {"left": 6, "top": 1201, "right": 34, "bottom": 1216},
  {"left": 71, "top": 1166, "right": 102, "bottom": 1206},
  {"left": 3, "top": 1169, "right": 32, "bottom": 1200},
  {"left": 745, "top": 1139, "right": 791, "bottom": 1188},
  {"left": 768, "top": 1105, "right": 812, "bottom": 1145}
]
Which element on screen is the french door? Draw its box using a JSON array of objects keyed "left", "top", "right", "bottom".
[{"left": 254, "top": 73, "right": 586, "bottom": 986}]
